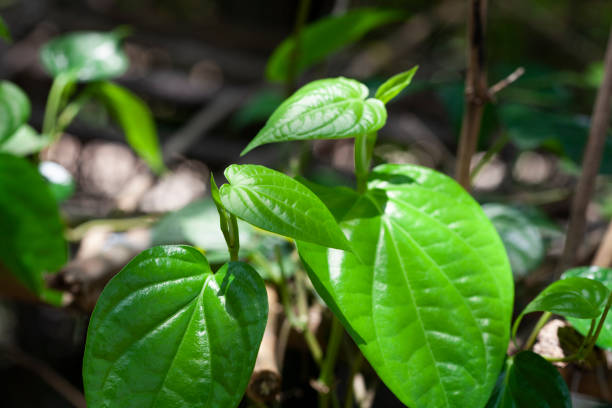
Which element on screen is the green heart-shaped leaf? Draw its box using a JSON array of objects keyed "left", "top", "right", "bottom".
[
  {"left": 512, "top": 276, "right": 609, "bottom": 338},
  {"left": 298, "top": 164, "right": 513, "bottom": 408},
  {"left": 241, "top": 77, "right": 387, "bottom": 155},
  {"left": 0, "top": 153, "right": 67, "bottom": 296},
  {"left": 83, "top": 245, "right": 268, "bottom": 408},
  {"left": 39, "top": 161, "right": 75, "bottom": 203},
  {"left": 0, "top": 125, "right": 51, "bottom": 156},
  {"left": 90, "top": 81, "right": 165, "bottom": 174},
  {"left": 266, "top": 8, "right": 403, "bottom": 82},
  {"left": 0, "top": 81, "right": 31, "bottom": 144},
  {"left": 483, "top": 203, "right": 545, "bottom": 278},
  {"left": 220, "top": 164, "right": 350, "bottom": 251},
  {"left": 40, "top": 30, "right": 129, "bottom": 82},
  {"left": 562, "top": 266, "right": 612, "bottom": 350},
  {"left": 375, "top": 66, "right": 418, "bottom": 104},
  {"left": 485, "top": 351, "right": 570, "bottom": 408}
]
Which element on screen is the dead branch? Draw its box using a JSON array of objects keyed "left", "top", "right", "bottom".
[{"left": 558, "top": 26, "right": 612, "bottom": 275}]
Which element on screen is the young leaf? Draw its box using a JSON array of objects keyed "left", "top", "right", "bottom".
[
  {"left": 0, "top": 153, "right": 67, "bottom": 296},
  {"left": 374, "top": 66, "right": 418, "bottom": 104},
  {"left": 242, "top": 77, "right": 386, "bottom": 155},
  {"left": 219, "top": 164, "right": 351, "bottom": 251},
  {"left": 483, "top": 203, "right": 545, "bottom": 278},
  {"left": 512, "top": 276, "right": 609, "bottom": 339},
  {"left": 485, "top": 351, "right": 571, "bottom": 408},
  {"left": 562, "top": 266, "right": 612, "bottom": 350},
  {"left": 0, "top": 16, "right": 11, "bottom": 42},
  {"left": 90, "top": 81, "right": 165, "bottom": 174},
  {"left": 0, "top": 81, "right": 31, "bottom": 144},
  {"left": 298, "top": 164, "right": 513, "bottom": 408},
  {"left": 266, "top": 8, "right": 402, "bottom": 82},
  {"left": 40, "top": 30, "right": 129, "bottom": 81},
  {"left": 83, "top": 246, "right": 268, "bottom": 408},
  {"left": 0, "top": 125, "right": 51, "bottom": 156}
]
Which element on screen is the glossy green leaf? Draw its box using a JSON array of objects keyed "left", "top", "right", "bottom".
[
  {"left": 0, "top": 153, "right": 67, "bottom": 295},
  {"left": 241, "top": 77, "right": 387, "bottom": 155},
  {"left": 562, "top": 266, "right": 612, "bottom": 350},
  {"left": 485, "top": 351, "right": 571, "bottom": 408},
  {"left": 0, "top": 16, "right": 11, "bottom": 42},
  {"left": 40, "top": 30, "right": 128, "bottom": 81},
  {"left": 0, "top": 125, "right": 51, "bottom": 156},
  {"left": 512, "top": 276, "right": 609, "bottom": 339},
  {"left": 91, "top": 81, "right": 165, "bottom": 173},
  {"left": 375, "top": 66, "right": 419, "bottom": 104},
  {"left": 266, "top": 8, "right": 402, "bottom": 82},
  {"left": 83, "top": 246, "right": 268, "bottom": 408},
  {"left": 220, "top": 164, "right": 350, "bottom": 251},
  {"left": 298, "top": 164, "right": 513, "bottom": 408},
  {"left": 483, "top": 203, "right": 545, "bottom": 278},
  {"left": 39, "top": 161, "right": 75, "bottom": 203},
  {"left": 0, "top": 81, "right": 31, "bottom": 144}
]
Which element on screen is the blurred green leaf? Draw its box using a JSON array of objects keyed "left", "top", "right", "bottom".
[
  {"left": 0, "top": 81, "right": 30, "bottom": 145},
  {"left": 485, "top": 351, "right": 571, "bottom": 408},
  {"left": 562, "top": 266, "right": 612, "bottom": 350},
  {"left": 0, "top": 16, "right": 11, "bottom": 42},
  {"left": 0, "top": 125, "right": 51, "bottom": 156},
  {"left": 243, "top": 77, "right": 386, "bottom": 155},
  {"left": 0, "top": 153, "right": 67, "bottom": 298},
  {"left": 483, "top": 203, "right": 545, "bottom": 278},
  {"left": 375, "top": 66, "right": 418, "bottom": 104},
  {"left": 266, "top": 8, "right": 403, "bottom": 82},
  {"left": 512, "top": 276, "right": 609, "bottom": 339},
  {"left": 40, "top": 30, "right": 129, "bottom": 81},
  {"left": 91, "top": 81, "right": 165, "bottom": 174},
  {"left": 231, "top": 89, "right": 283, "bottom": 130},
  {"left": 499, "top": 103, "right": 612, "bottom": 174}
]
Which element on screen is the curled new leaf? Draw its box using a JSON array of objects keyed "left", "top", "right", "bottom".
[
  {"left": 40, "top": 30, "right": 129, "bottom": 81},
  {"left": 90, "top": 81, "right": 165, "bottom": 174},
  {"left": 298, "top": 164, "right": 513, "bottom": 408},
  {"left": 266, "top": 8, "right": 403, "bottom": 82},
  {"left": 241, "top": 77, "right": 387, "bottom": 155},
  {"left": 0, "top": 81, "right": 31, "bottom": 144},
  {"left": 374, "top": 66, "right": 418, "bottom": 104},
  {"left": 83, "top": 246, "right": 268, "bottom": 408},
  {"left": 512, "top": 276, "right": 609, "bottom": 339},
  {"left": 219, "top": 164, "right": 351, "bottom": 251},
  {"left": 562, "top": 266, "right": 612, "bottom": 350}
]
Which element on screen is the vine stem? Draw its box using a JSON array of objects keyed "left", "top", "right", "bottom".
[
  {"left": 523, "top": 311, "right": 551, "bottom": 350},
  {"left": 557, "top": 25, "right": 612, "bottom": 275},
  {"left": 318, "top": 316, "right": 343, "bottom": 408},
  {"left": 469, "top": 133, "right": 509, "bottom": 182},
  {"left": 286, "top": 0, "right": 311, "bottom": 95},
  {"left": 583, "top": 291, "right": 612, "bottom": 357},
  {"left": 355, "top": 133, "right": 375, "bottom": 194},
  {"left": 43, "top": 73, "right": 75, "bottom": 138}
]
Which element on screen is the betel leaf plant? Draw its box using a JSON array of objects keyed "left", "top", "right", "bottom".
[
  {"left": 0, "top": 28, "right": 165, "bottom": 302},
  {"left": 81, "top": 68, "right": 544, "bottom": 408}
]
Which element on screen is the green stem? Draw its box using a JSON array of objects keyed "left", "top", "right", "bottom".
[
  {"left": 355, "top": 133, "right": 375, "bottom": 194},
  {"left": 344, "top": 353, "right": 364, "bottom": 408},
  {"left": 43, "top": 73, "right": 76, "bottom": 138},
  {"left": 65, "top": 215, "right": 159, "bottom": 242},
  {"left": 583, "top": 291, "right": 612, "bottom": 357},
  {"left": 228, "top": 213, "right": 240, "bottom": 261},
  {"left": 469, "top": 133, "right": 509, "bottom": 182},
  {"left": 56, "top": 88, "right": 94, "bottom": 134},
  {"left": 318, "top": 316, "right": 344, "bottom": 408},
  {"left": 523, "top": 311, "right": 551, "bottom": 350}
]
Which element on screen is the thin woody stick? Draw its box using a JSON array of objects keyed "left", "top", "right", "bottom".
[{"left": 558, "top": 26, "right": 612, "bottom": 275}]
